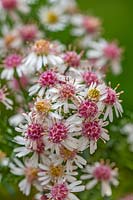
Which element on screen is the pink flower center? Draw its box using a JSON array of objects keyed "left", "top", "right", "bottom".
[
  {"left": 93, "top": 164, "right": 111, "bottom": 181},
  {"left": 83, "top": 71, "right": 99, "bottom": 86},
  {"left": 79, "top": 100, "right": 98, "bottom": 118},
  {"left": 19, "top": 25, "right": 37, "bottom": 41},
  {"left": 1, "top": 0, "right": 17, "bottom": 10},
  {"left": 51, "top": 183, "right": 68, "bottom": 200},
  {"left": 27, "top": 123, "right": 44, "bottom": 140},
  {"left": 39, "top": 71, "right": 57, "bottom": 87},
  {"left": 82, "top": 16, "right": 101, "bottom": 34},
  {"left": 49, "top": 122, "right": 68, "bottom": 143},
  {"left": 60, "top": 84, "right": 75, "bottom": 99},
  {"left": 82, "top": 121, "right": 101, "bottom": 140},
  {"left": 103, "top": 43, "right": 121, "bottom": 60},
  {"left": 63, "top": 51, "right": 80, "bottom": 67},
  {"left": 4, "top": 54, "right": 22, "bottom": 68},
  {"left": 104, "top": 88, "right": 117, "bottom": 105}
]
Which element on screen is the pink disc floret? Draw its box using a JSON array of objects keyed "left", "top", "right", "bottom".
[
  {"left": 27, "top": 123, "right": 44, "bottom": 140},
  {"left": 51, "top": 183, "right": 68, "bottom": 200},
  {"left": 79, "top": 100, "right": 98, "bottom": 118},
  {"left": 19, "top": 24, "right": 38, "bottom": 41},
  {"left": 82, "top": 16, "right": 101, "bottom": 34},
  {"left": 39, "top": 71, "right": 57, "bottom": 87},
  {"left": 82, "top": 121, "right": 101, "bottom": 140},
  {"left": 93, "top": 164, "right": 111, "bottom": 181},
  {"left": 60, "top": 84, "right": 75, "bottom": 99},
  {"left": 63, "top": 51, "right": 80, "bottom": 67},
  {"left": 4, "top": 54, "right": 22, "bottom": 68},
  {"left": 104, "top": 87, "right": 117, "bottom": 105},
  {"left": 83, "top": 71, "right": 99, "bottom": 86},
  {"left": 49, "top": 122, "right": 68, "bottom": 143},
  {"left": 103, "top": 43, "right": 121, "bottom": 60}
]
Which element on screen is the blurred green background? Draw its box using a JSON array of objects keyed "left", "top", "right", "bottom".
[{"left": 0, "top": 0, "right": 133, "bottom": 199}]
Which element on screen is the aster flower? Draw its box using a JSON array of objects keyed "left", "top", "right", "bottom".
[
  {"left": 81, "top": 161, "right": 119, "bottom": 197},
  {"left": 82, "top": 119, "right": 109, "bottom": 154},
  {"left": 87, "top": 39, "right": 123, "bottom": 74},
  {"left": 23, "top": 39, "right": 63, "bottom": 72},
  {"left": 1, "top": 53, "right": 25, "bottom": 80},
  {"left": 0, "top": 28, "right": 21, "bottom": 52},
  {"left": 10, "top": 158, "right": 40, "bottom": 196},
  {"left": 15, "top": 112, "right": 46, "bottom": 151},
  {"left": 0, "top": 0, "right": 29, "bottom": 13},
  {"left": 33, "top": 96, "right": 61, "bottom": 120},
  {"left": 0, "top": 85, "right": 13, "bottom": 109},
  {"left": 103, "top": 84, "right": 123, "bottom": 122},
  {"left": 38, "top": 156, "right": 77, "bottom": 186},
  {"left": 47, "top": 180, "right": 85, "bottom": 200},
  {"left": 19, "top": 24, "right": 41, "bottom": 42},
  {"left": 28, "top": 70, "right": 59, "bottom": 96},
  {"left": 71, "top": 14, "right": 101, "bottom": 46},
  {"left": 46, "top": 77, "right": 84, "bottom": 113},
  {"left": 44, "top": 114, "right": 82, "bottom": 153},
  {"left": 59, "top": 145, "right": 87, "bottom": 172},
  {"left": 39, "top": 6, "right": 68, "bottom": 31},
  {"left": 86, "top": 82, "right": 107, "bottom": 102},
  {"left": 63, "top": 50, "right": 83, "bottom": 68}
]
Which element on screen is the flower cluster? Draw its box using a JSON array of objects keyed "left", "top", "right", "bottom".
[{"left": 0, "top": 0, "right": 125, "bottom": 199}]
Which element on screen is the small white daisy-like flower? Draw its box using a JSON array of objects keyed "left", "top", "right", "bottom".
[
  {"left": 28, "top": 70, "right": 59, "bottom": 96},
  {"left": 39, "top": 6, "right": 68, "bottom": 31},
  {"left": 9, "top": 158, "right": 40, "bottom": 196},
  {"left": 71, "top": 14, "right": 101, "bottom": 45},
  {"left": 38, "top": 156, "right": 77, "bottom": 186},
  {"left": 46, "top": 77, "right": 84, "bottom": 114},
  {"left": 0, "top": 28, "right": 21, "bottom": 52},
  {"left": 103, "top": 84, "right": 123, "bottom": 122},
  {"left": 59, "top": 145, "right": 87, "bottom": 172},
  {"left": 33, "top": 96, "right": 61, "bottom": 120},
  {"left": 0, "top": 85, "right": 13, "bottom": 109},
  {"left": 81, "top": 161, "right": 119, "bottom": 197},
  {"left": 44, "top": 115, "right": 81, "bottom": 153},
  {"left": 82, "top": 119, "right": 109, "bottom": 154},
  {"left": 86, "top": 82, "right": 107, "bottom": 102},
  {"left": 86, "top": 39, "right": 123, "bottom": 74},
  {"left": 15, "top": 112, "right": 46, "bottom": 151},
  {"left": 1, "top": 53, "right": 25, "bottom": 80},
  {"left": 47, "top": 180, "right": 85, "bottom": 200},
  {"left": 23, "top": 39, "right": 63, "bottom": 72}
]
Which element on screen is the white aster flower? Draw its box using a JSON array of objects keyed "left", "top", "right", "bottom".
[
  {"left": 39, "top": 6, "right": 68, "bottom": 31},
  {"left": 9, "top": 158, "right": 40, "bottom": 196},
  {"left": 38, "top": 156, "right": 77, "bottom": 186},
  {"left": 86, "top": 39, "right": 123, "bottom": 74},
  {"left": 23, "top": 39, "right": 63, "bottom": 72}
]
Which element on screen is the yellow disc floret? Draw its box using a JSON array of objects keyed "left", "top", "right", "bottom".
[
  {"left": 35, "top": 100, "right": 51, "bottom": 114},
  {"left": 47, "top": 11, "right": 59, "bottom": 24},
  {"left": 88, "top": 88, "right": 100, "bottom": 101}
]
